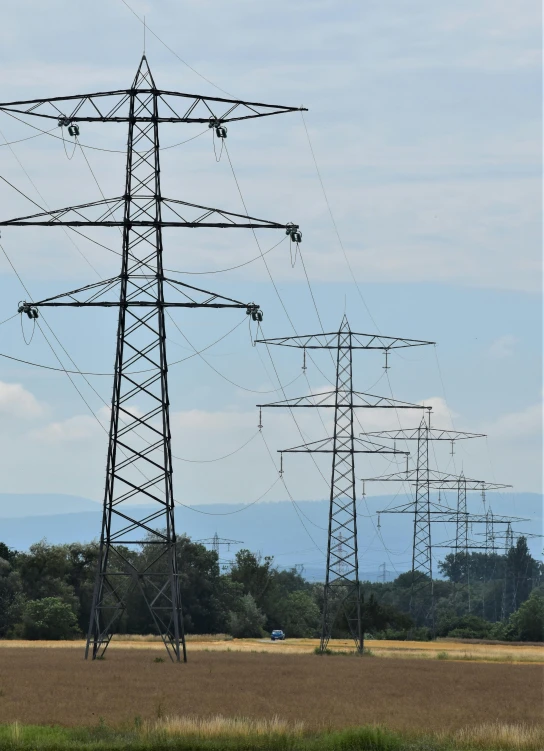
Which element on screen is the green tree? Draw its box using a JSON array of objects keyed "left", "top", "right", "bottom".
[
  {"left": 22, "top": 597, "right": 79, "bottom": 640},
  {"left": 228, "top": 594, "right": 266, "bottom": 638},
  {"left": 508, "top": 591, "right": 544, "bottom": 642},
  {"left": 0, "top": 556, "right": 25, "bottom": 637},
  {"left": 279, "top": 591, "right": 320, "bottom": 637},
  {"left": 0, "top": 542, "right": 17, "bottom": 563},
  {"left": 230, "top": 550, "right": 274, "bottom": 605},
  {"left": 505, "top": 537, "right": 538, "bottom": 613},
  {"left": 15, "top": 541, "right": 79, "bottom": 608}
]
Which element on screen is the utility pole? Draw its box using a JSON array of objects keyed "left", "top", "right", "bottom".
[
  {"left": 0, "top": 56, "right": 304, "bottom": 661},
  {"left": 362, "top": 423, "right": 485, "bottom": 627},
  {"left": 379, "top": 562, "right": 387, "bottom": 583},
  {"left": 256, "top": 315, "right": 434, "bottom": 653}
]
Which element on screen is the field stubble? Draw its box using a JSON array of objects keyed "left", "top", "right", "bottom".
[{"left": 0, "top": 646, "right": 541, "bottom": 736}]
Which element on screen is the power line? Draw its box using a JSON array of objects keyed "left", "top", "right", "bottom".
[
  {"left": 173, "top": 475, "right": 281, "bottom": 516},
  {"left": 0, "top": 129, "right": 101, "bottom": 277},
  {"left": 118, "top": 0, "right": 235, "bottom": 97},
  {"left": 2, "top": 107, "right": 209, "bottom": 154},
  {"left": 173, "top": 430, "right": 259, "bottom": 464},
  {"left": 300, "top": 112, "right": 380, "bottom": 331}
]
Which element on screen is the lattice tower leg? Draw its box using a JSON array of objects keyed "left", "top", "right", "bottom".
[
  {"left": 86, "top": 58, "right": 185, "bottom": 662},
  {"left": 320, "top": 317, "right": 363, "bottom": 653}
]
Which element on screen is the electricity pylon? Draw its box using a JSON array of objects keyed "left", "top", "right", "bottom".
[
  {"left": 196, "top": 534, "right": 243, "bottom": 567},
  {"left": 362, "top": 422, "right": 484, "bottom": 626},
  {"left": 367, "top": 469, "right": 515, "bottom": 618},
  {"left": 256, "top": 315, "right": 434, "bottom": 652},
  {"left": 0, "top": 56, "right": 304, "bottom": 661}
]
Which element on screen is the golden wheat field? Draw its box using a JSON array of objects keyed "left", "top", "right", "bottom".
[
  {"left": 2, "top": 636, "right": 541, "bottom": 663},
  {"left": 0, "top": 643, "right": 542, "bottom": 733}
]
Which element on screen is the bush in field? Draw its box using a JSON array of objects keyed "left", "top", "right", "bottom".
[
  {"left": 227, "top": 594, "right": 266, "bottom": 638},
  {"left": 438, "top": 613, "right": 493, "bottom": 639},
  {"left": 508, "top": 591, "right": 544, "bottom": 642},
  {"left": 22, "top": 597, "right": 79, "bottom": 640},
  {"left": 407, "top": 626, "right": 431, "bottom": 641}
]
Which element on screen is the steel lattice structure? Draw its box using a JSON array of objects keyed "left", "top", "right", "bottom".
[
  {"left": 366, "top": 467, "right": 516, "bottom": 616},
  {"left": 0, "top": 56, "right": 304, "bottom": 661},
  {"left": 256, "top": 315, "right": 433, "bottom": 652},
  {"left": 362, "top": 424, "right": 485, "bottom": 622}
]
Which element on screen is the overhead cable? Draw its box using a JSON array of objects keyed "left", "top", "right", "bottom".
[
  {"left": 2, "top": 110, "right": 208, "bottom": 154},
  {"left": 118, "top": 0, "right": 235, "bottom": 97},
  {"left": 300, "top": 111, "right": 380, "bottom": 331}
]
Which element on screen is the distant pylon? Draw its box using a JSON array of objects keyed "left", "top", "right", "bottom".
[
  {"left": 256, "top": 316, "right": 433, "bottom": 652},
  {"left": 362, "top": 426, "right": 486, "bottom": 631}
]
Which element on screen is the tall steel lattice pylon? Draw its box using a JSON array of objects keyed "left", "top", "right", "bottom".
[
  {"left": 0, "top": 56, "right": 304, "bottom": 660},
  {"left": 256, "top": 316, "right": 434, "bottom": 652},
  {"left": 412, "top": 417, "right": 432, "bottom": 603},
  {"left": 454, "top": 474, "right": 469, "bottom": 608},
  {"left": 323, "top": 320, "right": 364, "bottom": 651}
]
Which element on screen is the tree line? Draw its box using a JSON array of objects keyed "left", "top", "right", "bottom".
[{"left": 0, "top": 536, "right": 542, "bottom": 642}]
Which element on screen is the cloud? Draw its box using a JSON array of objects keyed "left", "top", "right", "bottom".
[
  {"left": 487, "top": 335, "right": 517, "bottom": 359},
  {"left": 29, "top": 414, "right": 104, "bottom": 443},
  {"left": 485, "top": 402, "right": 542, "bottom": 441},
  {"left": 0, "top": 381, "right": 44, "bottom": 419}
]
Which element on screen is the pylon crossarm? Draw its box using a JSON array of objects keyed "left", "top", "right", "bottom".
[
  {"left": 362, "top": 428, "right": 486, "bottom": 441},
  {"left": 279, "top": 436, "right": 409, "bottom": 454},
  {"left": 362, "top": 468, "right": 511, "bottom": 488},
  {"left": 259, "top": 390, "right": 430, "bottom": 410},
  {"left": 0, "top": 195, "right": 294, "bottom": 229},
  {"left": 378, "top": 510, "right": 527, "bottom": 524},
  {"left": 475, "top": 530, "right": 542, "bottom": 539},
  {"left": 21, "top": 276, "right": 258, "bottom": 311},
  {"left": 427, "top": 481, "right": 512, "bottom": 491},
  {"left": 255, "top": 332, "right": 434, "bottom": 349},
  {"left": 434, "top": 537, "right": 505, "bottom": 550},
  {"left": 0, "top": 86, "right": 305, "bottom": 123}
]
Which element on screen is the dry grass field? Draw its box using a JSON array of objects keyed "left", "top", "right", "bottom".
[
  {"left": 0, "top": 644, "right": 541, "bottom": 734},
  {"left": 3, "top": 636, "right": 541, "bottom": 663}
]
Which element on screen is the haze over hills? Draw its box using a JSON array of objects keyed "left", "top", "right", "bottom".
[
  {"left": 0, "top": 492, "right": 541, "bottom": 582},
  {"left": 0, "top": 494, "right": 101, "bottom": 518}
]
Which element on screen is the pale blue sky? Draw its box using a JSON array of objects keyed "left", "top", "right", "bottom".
[{"left": 0, "top": 0, "right": 541, "bottom": 522}]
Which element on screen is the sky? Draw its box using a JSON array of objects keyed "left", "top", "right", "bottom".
[{"left": 0, "top": 0, "right": 541, "bottom": 545}]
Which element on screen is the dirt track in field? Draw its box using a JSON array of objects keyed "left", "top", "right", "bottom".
[{"left": 0, "top": 646, "right": 541, "bottom": 732}]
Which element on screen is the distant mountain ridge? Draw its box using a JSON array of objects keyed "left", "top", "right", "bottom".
[
  {"left": 0, "top": 492, "right": 541, "bottom": 581},
  {"left": 0, "top": 493, "right": 101, "bottom": 518}
]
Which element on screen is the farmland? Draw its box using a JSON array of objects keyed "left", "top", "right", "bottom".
[
  {"left": 0, "top": 643, "right": 541, "bottom": 736},
  {"left": 3, "top": 636, "right": 542, "bottom": 663}
]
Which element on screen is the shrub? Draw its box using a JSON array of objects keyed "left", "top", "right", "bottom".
[
  {"left": 227, "top": 594, "right": 266, "bottom": 638},
  {"left": 22, "top": 597, "right": 79, "bottom": 640},
  {"left": 508, "top": 591, "right": 544, "bottom": 642},
  {"left": 408, "top": 626, "right": 431, "bottom": 641},
  {"left": 445, "top": 615, "right": 492, "bottom": 640}
]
